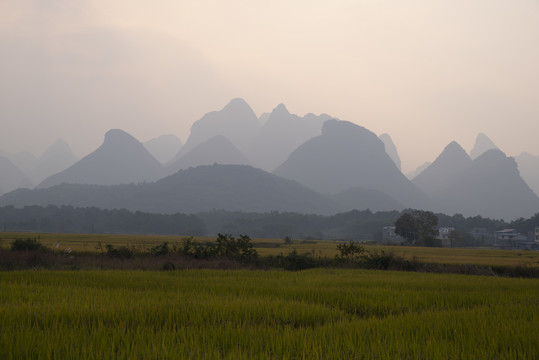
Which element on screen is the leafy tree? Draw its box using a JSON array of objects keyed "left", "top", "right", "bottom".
[
  {"left": 335, "top": 241, "right": 366, "bottom": 263},
  {"left": 394, "top": 210, "right": 438, "bottom": 245},
  {"left": 216, "top": 234, "right": 258, "bottom": 263},
  {"left": 394, "top": 213, "right": 417, "bottom": 244}
]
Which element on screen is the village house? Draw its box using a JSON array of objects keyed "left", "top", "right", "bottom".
[
  {"left": 495, "top": 229, "right": 536, "bottom": 250},
  {"left": 437, "top": 227, "right": 455, "bottom": 247},
  {"left": 381, "top": 226, "right": 405, "bottom": 244}
]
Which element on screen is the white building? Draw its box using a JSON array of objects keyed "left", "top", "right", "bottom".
[
  {"left": 496, "top": 229, "right": 535, "bottom": 250},
  {"left": 436, "top": 227, "right": 455, "bottom": 247},
  {"left": 381, "top": 226, "right": 405, "bottom": 244}
]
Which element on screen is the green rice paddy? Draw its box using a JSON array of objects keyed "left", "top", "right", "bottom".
[{"left": 1, "top": 269, "right": 538, "bottom": 359}]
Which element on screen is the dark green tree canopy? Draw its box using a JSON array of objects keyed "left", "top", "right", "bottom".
[{"left": 394, "top": 210, "right": 438, "bottom": 245}]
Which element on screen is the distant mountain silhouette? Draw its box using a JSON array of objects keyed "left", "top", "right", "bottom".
[
  {"left": 143, "top": 134, "right": 183, "bottom": 164},
  {"left": 29, "top": 139, "right": 78, "bottom": 184},
  {"left": 1, "top": 140, "right": 78, "bottom": 184},
  {"left": 333, "top": 187, "right": 404, "bottom": 212},
  {"left": 470, "top": 133, "right": 499, "bottom": 159},
  {"left": 379, "top": 133, "right": 401, "bottom": 171},
  {"left": 166, "top": 135, "right": 250, "bottom": 175},
  {"left": 247, "top": 104, "right": 331, "bottom": 171},
  {"left": 38, "top": 129, "right": 164, "bottom": 188},
  {"left": 274, "top": 120, "right": 433, "bottom": 209},
  {"left": 1, "top": 150, "right": 36, "bottom": 176},
  {"left": 412, "top": 141, "right": 472, "bottom": 195},
  {"left": 1, "top": 164, "right": 345, "bottom": 215},
  {"left": 434, "top": 149, "right": 539, "bottom": 220},
  {"left": 406, "top": 161, "right": 431, "bottom": 179},
  {"left": 0, "top": 157, "right": 33, "bottom": 195},
  {"left": 258, "top": 112, "right": 271, "bottom": 124},
  {"left": 515, "top": 152, "right": 539, "bottom": 196},
  {"left": 169, "top": 98, "right": 260, "bottom": 163}
]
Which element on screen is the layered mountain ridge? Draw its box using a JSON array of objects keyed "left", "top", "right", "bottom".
[
  {"left": 1, "top": 98, "right": 537, "bottom": 220},
  {"left": 38, "top": 129, "right": 165, "bottom": 188}
]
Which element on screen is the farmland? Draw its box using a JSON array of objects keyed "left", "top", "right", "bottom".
[
  {"left": 1, "top": 232, "right": 539, "bottom": 268},
  {"left": 1, "top": 269, "right": 538, "bottom": 359},
  {"left": 1, "top": 232, "right": 538, "bottom": 358}
]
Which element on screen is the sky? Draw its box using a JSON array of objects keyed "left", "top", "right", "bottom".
[{"left": 1, "top": 0, "right": 538, "bottom": 172}]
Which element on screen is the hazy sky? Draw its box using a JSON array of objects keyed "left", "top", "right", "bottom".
[{"left": 1, "top": 0, "right": 538, "bottom": 172}]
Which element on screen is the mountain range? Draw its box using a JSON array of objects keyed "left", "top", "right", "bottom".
[
  {"left": 0, "top": 139, "right": 78, "bottom": 186},
  {"left": 143, "top": 134, "right": 183, "bottom": 164},
  {"left": 0, "top": 157, "right": 33, "bottom": 196},
  {"left": 247, "top": 103, "right": 331, "bottom": 171},
  {"left": 274, "top": 120, "right": 433, "bottom": 210},
  {"left": 514, "top": 152, "right": 539, "bottom": 197},
  {"left": 169, "top": 98, "right": 260, "bottom": 163},
  {"left": 433, "top": 149, "right": 539, "bottom": 219},
  {"left": 470, "top": 132, "right": 499, "bottom": 160},
  {"left": 410, "top": 137, "right": 539, "bottom": 219},
  {"left": 1, "top": 164, "right": 344, "bottom": 215},
  {"left": 38, "top": 129, "right": 165, "bottom": 188},
  {"left": 412, "top": 141, "right": 472, "bottom": 196},
  {"left": 166, "top": 135, "right": 251, "bottom": 175},
  {"left": 379, "top": 133, "right": 401, "bottom": 171},
  {"left": 1, "top": 99, "right": 537, "bottom": 220}
]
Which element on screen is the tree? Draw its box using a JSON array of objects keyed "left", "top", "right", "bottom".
[
  {"left": 394, "top": 213, "right": 417, "bottom": 244},
  {"left": 335, "top": 241, "right": 366, "bottom": 263},
  {"left": 394, "top": 210, "right": 438, "bottom": 245}
]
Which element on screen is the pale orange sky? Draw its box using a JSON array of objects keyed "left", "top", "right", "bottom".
[{"left": 1, "top": 0, "right": 538, "bottom": 172}]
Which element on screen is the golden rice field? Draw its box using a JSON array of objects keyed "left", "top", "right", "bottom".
[
  {"left": 1, "top": 231, "right": 538, "bottom": 267},
  {"left": 0, "top": 269, "right": 538, "bottom": 359}
]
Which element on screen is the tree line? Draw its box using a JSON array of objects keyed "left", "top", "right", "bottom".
[{"left": 0, "top": 205, "right": 536, "bottom": 244}]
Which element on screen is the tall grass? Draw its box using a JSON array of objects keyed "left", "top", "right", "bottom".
[{"left": 1, "top": 269, "right": 537, "bottom": 359}]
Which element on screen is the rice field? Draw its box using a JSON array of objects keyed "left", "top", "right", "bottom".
[
  {"left": 1, "top": 269, "right": 538, "bottom": 359},
  {"left": 1, "top": 231, "right": 538, "bottom": 267}
]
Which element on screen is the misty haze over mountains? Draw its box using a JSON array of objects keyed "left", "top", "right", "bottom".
[
  {"left": 1, "top": 99, "right": 538, "bottom": 221},
  {"left": 37, "top": 129, "right": 165, "bottom": 188},
  {"left": 143, "top": 135, "right": 183, "bottom": 164}
]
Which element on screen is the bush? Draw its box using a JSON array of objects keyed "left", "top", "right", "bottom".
[
  {"left": 335, "top": 241, "right": 366, "bottom": 264},
  {"left": 362, "top": 251, "right": 393, "bottom": 270},
  {"left": 216, "top": 234, "right": 258, "bottom": 263},
  {"left": 283, "top": 249, "right": 317, "bottom": 271},
  {"left": 177, "top": 234, "right": 258, "bottom": 263},
  {"left": 105, "top": 244, "right": 133, "bottom": 259},
  {"left": 11, "top": 238, "right": 47, "bottom": 252},
  {"left": 149, "top": 242, "right": 170, "bottom": 256}
]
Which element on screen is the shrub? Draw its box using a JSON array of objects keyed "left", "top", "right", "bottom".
[
  {"left": 335, "top": 241, "right": 366, "bottom": 263},
  {"left": 11, "top": 238, "right": 46, "bottom": 252},
  {"left": 362, "top": 251, "right": 393, "bottom": 270},
  {"left": 105, "top": 244, "right": 133, "bottom": 259},
  {"left": 149, "top": 242, "right": 170, "bottom": 256},
  {"left": 283, "top": 249, "right": 317, "bottom": 271},
  {"left": 215, "top": 234, "right": 258, "bottom": 263},
  {"left": 177, "top": 234, "right": 258, "bottom": 263}
]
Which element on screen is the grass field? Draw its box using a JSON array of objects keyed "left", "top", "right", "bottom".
[
  {"left": 1, "top": 231, "right": 538, "bottom": 268},
  {"left": 1, "top": 269, "right": 537, "bottom": 359}
]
